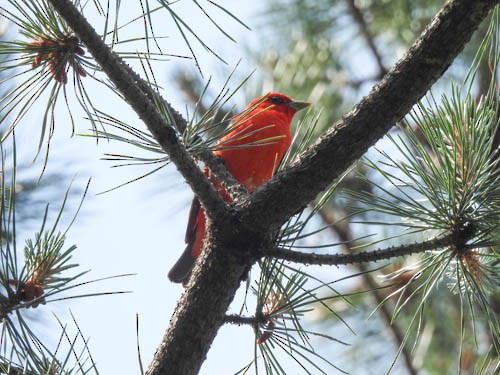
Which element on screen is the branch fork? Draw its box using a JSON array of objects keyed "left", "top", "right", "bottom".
[{"left": 45, "top": 0, "right": 499, "bottom": 374}]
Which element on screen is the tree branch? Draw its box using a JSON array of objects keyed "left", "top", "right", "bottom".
[
  {"left": 243, "top": 0, "right": 498, "bottom": 233},
  {"left": 121, "top": 62, "right": 247, "bottom": 201},
  {"left": 224, "top": 314, "right": 265, "bottom": 326},
  {"left": 142, "top": 1, "right": 497, "bottom": 374},
  {"left": 104, "top": 48, "right": 248, "bottom": 203},
  {"left": 45, "top": 1, "right": 498, "bottom": 374},
  {"left": 265, "top": 235, "right": 454, "bottom": 265},
  {"left": 146, "top": 228, "right": 257, "bottom": 375},
  {"left": 46, "top": 0, "right": 244, "bottom": 220}
]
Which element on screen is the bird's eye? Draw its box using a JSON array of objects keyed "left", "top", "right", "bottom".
[{"left": 269, "top": 96, "right": 285, "bottom": 104}]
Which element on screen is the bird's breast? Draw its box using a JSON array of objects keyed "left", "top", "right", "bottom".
[{"left": 215, "top": 117, "right": 292, "bottom": 192}]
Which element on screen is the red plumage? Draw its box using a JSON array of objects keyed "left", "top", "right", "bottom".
[{"left": 168, "top": 92, "right": 310, "bottom": 284}]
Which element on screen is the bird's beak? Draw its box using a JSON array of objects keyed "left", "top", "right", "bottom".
[{"left": 287, "top": 100, "right": 311, "bottom": 112}]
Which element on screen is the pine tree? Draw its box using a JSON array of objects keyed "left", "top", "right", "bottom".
[{"left": 0, "top": 0, "right": 498, "bottom": 374}]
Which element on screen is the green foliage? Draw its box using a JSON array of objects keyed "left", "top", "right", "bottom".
[
  {"left": 343, "top": 14, "right": 500, "bottom": 374},
  {"left": 0, "top": 0, "right": 101, "bottom": 164},
  {"left": 250, "top": 259, "right": 349, "bottom": 374},
  {"left": 0, "top": 139, "right": 96, "bottom": 373}
]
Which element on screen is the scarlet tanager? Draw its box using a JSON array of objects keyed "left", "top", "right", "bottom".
[{"left": 168, "top": 92, "right": 310, "bottom": 284}]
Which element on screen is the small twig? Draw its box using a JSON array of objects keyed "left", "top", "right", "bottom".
[
  {"left": 199, "top": 151, "right": 248, "bottom": 201},
  {"left": 346, "top": 0, "right": 387, "bottom": 78},
  {"left": 265, "top": 235, "right": 454, "bottom": 265},
  {"left": 224, "top": 314, "right": 266, "bottom": 326}
]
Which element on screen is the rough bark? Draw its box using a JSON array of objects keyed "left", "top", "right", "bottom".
[
  {"left": 148, "top": 1, "right": 497, "bottom": 374},
  {"left": 46, "top": 0, "right": 498, "bottom": 374},
  {"left": 265, "top": 235, "right": 455, "bottom": 265},
  {"left": 46, "top": 0, "right": 229, "bottom": 223},
  {"left": 242, "top": 0, "right": 498, "bottom": 234}
]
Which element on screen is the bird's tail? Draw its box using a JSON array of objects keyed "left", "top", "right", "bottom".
[{"left": 168, "top": 246, "right": 194, "bottom": 284}]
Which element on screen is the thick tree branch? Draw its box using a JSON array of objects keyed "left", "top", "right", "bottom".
[
  {"left": 265, "top": 235, "right": 454, "bottom": 265},
  {"left": 147, "top": 222, "right": 261, "bottom": 375},
  {"left": 243, "top": 0, "right": 498, "bottom": 233},
  {"left": 146, "top": 1, "right": 496, "bottom": 374},
  {"left": 47, "top": 0, "right": 245, "bottom": 219},
  {"left": 46, "top": 1, "right": 498, "bottom": 375}
]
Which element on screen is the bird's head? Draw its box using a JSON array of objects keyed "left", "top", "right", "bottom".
[
  {"left": 249, "top": 92, "right": 310, "bottom": 117},
  {"left": 231, "top": 92, "right": 310, "bottom": 130}
]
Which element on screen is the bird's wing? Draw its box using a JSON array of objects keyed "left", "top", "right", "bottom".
[
  {"left": 168, "top": 197, "right": 201, "bottom": 284},
  {"left": 184, "top": 197, "right": 201, "bottom": 244}
]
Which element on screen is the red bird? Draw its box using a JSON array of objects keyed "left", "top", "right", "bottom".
[{"left": 168, "top": 92, "right": 310, "bottom": 284}]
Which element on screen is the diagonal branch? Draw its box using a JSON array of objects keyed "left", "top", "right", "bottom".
[
  {"left": 148, "top": 1, "right": 497, "bottom": 375},
  {"left": 120, "top": 61, "right": 248, "bottom": 200},
  {"left": 243, "top": 0, "right": 498, "bottom": 233},
  {"left": 265, "top": 235, "right": 454, "bottom": 266},
  {"left": 44, "top": 1, "right": 498, "bottom": 375},
  {"left": 46, "top": 0, "right": 244, "bottom": 219},
  {"left": 346, "top": 0, "right": 387, "bottom": 77}
]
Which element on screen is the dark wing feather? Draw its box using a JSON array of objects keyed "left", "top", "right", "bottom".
[
  {"left": 184, "top": 197, "right": 201, "bottom": 244},
  {"left": 168, "top": 197, "right": 200, "bottom": 284}
]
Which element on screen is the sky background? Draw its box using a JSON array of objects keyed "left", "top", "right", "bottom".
[{"left": 5, "top": 1, "right": 391, "bottom": 374}]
